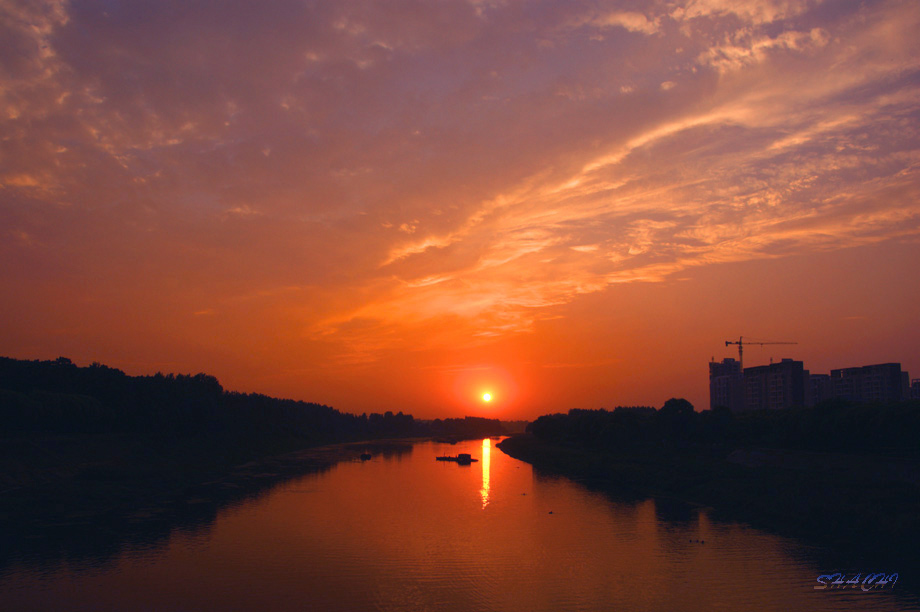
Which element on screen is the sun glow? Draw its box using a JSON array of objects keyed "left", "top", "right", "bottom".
[{"left": 482, "top": 392, "right": 492, "bottom": 402}]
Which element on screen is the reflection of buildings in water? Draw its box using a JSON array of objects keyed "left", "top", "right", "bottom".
[{"left": 480, "top": 438, "right": 491, "bottom": 509}]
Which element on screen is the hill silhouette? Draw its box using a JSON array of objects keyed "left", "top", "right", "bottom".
[{"left": 0, "top": 355, "right": 504, "bottom": 441}]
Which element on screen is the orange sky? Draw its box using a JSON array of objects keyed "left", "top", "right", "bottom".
[{"left": 2, "top": 0, "right": 919, "bottom": 419}]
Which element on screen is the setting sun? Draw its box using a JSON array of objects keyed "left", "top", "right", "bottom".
[{"left": 482, "top": 393, "right": 492, "bottom": 402}]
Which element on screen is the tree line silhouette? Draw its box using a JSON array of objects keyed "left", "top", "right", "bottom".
[
  {"left": 528, "top": 397, "right": 920, "bottom": 457},
  {"left": 0, "top": 356, "right": 505, "bottom": 442}
]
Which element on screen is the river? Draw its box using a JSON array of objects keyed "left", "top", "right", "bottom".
[{"left": 1, "top": 438, "right": 915, "bottom": 611}]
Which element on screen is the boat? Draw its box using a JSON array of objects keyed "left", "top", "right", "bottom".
[
  {"left": 360, "top": 453, "right": 372, "bottom": 461},
  {"left": 435, "top": 453, "right": 478, "bottom": 464}
]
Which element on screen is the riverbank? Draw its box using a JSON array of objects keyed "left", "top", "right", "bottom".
[
  {"left": 0, "top": 433, "right": 422, "bottom": 570},
  {"left": 0, "top": 356, "right": 509, "bottom": 568},
  {"left": 497, "top": 434, "right": 920, "bottom": 561}
]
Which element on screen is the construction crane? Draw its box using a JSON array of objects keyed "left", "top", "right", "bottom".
[{"left": 725, "top": 336, "right": 797, "bottom": 370}]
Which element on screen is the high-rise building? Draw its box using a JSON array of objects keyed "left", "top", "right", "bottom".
[
  {"left": 830, "top": 363, "right": 908, "bottom": 403},
  {"left": 709, "top": 358, "right": 743, "bottom": 412},
  {"left": 807, "top": 373, "right": 834, "bottom": 407},
  {"left": 710, "top": 355, "right": 912, "bottom": 411},
  {"left": 743, "top": 359, "right": 807, "bottom": 411}
]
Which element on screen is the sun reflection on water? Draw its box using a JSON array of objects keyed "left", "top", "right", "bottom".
[{"left": 480, "top": 438, "right": 491, "bottom": 509}]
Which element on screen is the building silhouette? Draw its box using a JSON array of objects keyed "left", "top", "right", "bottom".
[
  {"left": 829, "top": 363, "right": 909, "bottom": 403},
  {"left": 806, "top": 373, "right": 834, "bottom": 407},
  {"left": 743, "top": 359, "right": 807, "bottom": 411},
  {"left": 709, "top": 358, "right": 743, "bottom": 411},
  {"left": 710, "top": 357, "right": 912, "bottom": 412}
]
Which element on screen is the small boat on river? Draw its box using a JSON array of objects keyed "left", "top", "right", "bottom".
[{"left": 435, "top": 453, "right": 478, "bottom": 464}]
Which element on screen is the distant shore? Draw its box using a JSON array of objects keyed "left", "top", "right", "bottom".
[{"left": 496, "top": 434, "right": 920, "bottom": 562}]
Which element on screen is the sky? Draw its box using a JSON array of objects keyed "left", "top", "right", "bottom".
[{"left": 2, "top": 0, "right": 919, "bottom": 419}]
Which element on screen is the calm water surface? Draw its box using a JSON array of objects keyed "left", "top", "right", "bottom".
[{"left": 1, "top": 438, "right": 916, "bottom": 611}]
